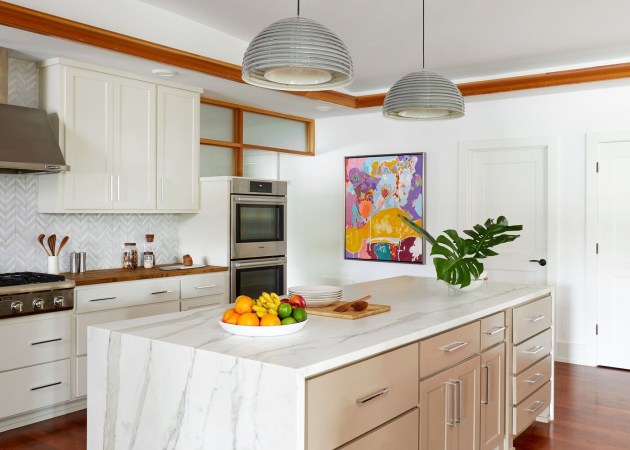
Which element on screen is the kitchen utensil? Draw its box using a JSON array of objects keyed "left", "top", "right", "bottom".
[
  {"left": 305, "top": 301, "right": 390, "bottom": 320},
  {"left": 57, "top": 236, "right": 69, "bottom": 255},
  {"left": 332, "top": 295, "right": 372, "bottom": 312},
  {"left": 47, "top": 256, "right": 60, "bottom": 274},
  {"left": 47, "top": 234, "right": 56, "bottom": 256},
  {"left": 38, "top": 234, "right": 50, "bottom": 256}
]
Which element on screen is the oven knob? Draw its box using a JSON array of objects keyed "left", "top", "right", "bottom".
[
  {"left": 10, "top": 301, "right": 23, "bottom": 313},
  {"left": 33, "top": 298, "right": 45, "bottom": 310},
  {"left": 53, "top": 296, "right": 65, "bottom": 308}
]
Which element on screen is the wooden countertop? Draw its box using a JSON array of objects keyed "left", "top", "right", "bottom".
[{"left": 61, "top": 264, "right": 228, "bottom": 286}]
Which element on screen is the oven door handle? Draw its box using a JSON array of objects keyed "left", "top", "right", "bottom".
[
  {"left": 234, "top": 196, "right": 286, "bottom": 204},
  {"left": 233, "top": 259, "right": 286, "bottom": 269}
]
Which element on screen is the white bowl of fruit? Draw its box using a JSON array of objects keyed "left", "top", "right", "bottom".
[{"left": 219, "top": 292, "right": 308, "bottom": 337}]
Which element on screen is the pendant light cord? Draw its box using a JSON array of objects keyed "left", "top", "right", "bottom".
[
  {"left": 422, "top": 0, "right": 425, "bottom": 70},
  {"left": 297, "top": 0, "right": 300, "bottom": 16}
]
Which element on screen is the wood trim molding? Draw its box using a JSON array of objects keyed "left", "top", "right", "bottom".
[
  {"left": 242, "top": 143, "right": 314, "bottom": 156},
  {"left": 3, "top": 0, "right": 630, "bottom": 110},
  {"left": 200, "top": 138, "right": 240, "bottom": 148}
]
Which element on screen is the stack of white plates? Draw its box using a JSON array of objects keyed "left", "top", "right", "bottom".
[{"left": 288, "top": 285, "right": 343, "bottom": 308}]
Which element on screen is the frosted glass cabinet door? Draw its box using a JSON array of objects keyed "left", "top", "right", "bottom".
[
  {"left": 156, "top": 86, "right": 200, "bottom": 211},
  {"left": 63, "top": 66, "right": 114, "bottom": 209},
  {"left": 243, "top": 111, "right": 308, "bottom": 151}
]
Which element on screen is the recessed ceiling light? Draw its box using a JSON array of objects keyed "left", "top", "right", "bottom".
[
  {"left": 152, "top": 68, "right": 177, "bottom": 77},
  {"left": 315, "top": 105, "right": 333, "bottom": 112}
]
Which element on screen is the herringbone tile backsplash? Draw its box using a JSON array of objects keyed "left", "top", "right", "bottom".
[{"left": 0, "top": 175, "right": 180, "bottom": 273}]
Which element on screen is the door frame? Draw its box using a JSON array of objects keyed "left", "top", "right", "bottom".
[
  {"left": 585, "top": 130, "right": 630, "bottom": 367},
  {"left": 457, "top": 136, "right": 559, "bottom": 289}
]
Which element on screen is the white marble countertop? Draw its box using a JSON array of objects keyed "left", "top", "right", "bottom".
[{"left": 92, "top": 276, "right": 552, "bottom": 378}]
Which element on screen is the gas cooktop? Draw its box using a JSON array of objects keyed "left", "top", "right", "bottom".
[{"left": 0, "top": 272, "right": 65, "bottom": 287}]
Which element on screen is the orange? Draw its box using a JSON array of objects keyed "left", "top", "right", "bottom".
[
  {"left": 260, "top": 314, "right": 281, "bottom": 327},
  {"left": 234, "top": 295, "right": 254, "bottom": 314},
  {"left": 222, "top": 308, "right": 240, "bottom": 325},
  {"left": 237, "top": 312, "right": 260, "bottom": 326}
]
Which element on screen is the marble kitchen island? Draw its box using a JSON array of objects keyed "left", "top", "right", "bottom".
[{"left": 88, "top": 276, "right": 554, "bottom": 450}]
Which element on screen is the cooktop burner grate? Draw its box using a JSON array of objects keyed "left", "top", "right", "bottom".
[{"left": 0, "top": 272, "right": 65, "bottom": 287}]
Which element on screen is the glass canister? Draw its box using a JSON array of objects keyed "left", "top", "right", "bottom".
[
  {"left": 122, "top": 242, "right": 138, "bottom": 269},
  {"left": 143, "top": 234, "right": 155, "bottom": 269}
]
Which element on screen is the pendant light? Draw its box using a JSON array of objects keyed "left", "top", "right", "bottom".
[
  {"left": 383, "top": 0, "right": 464, "bottom": 120},
  {"left": 242, "top": 0, "right": 353, "bottom": 91}
]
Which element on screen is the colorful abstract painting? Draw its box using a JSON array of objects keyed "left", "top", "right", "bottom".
[{"left": 345, "top": 153, "right": 425, "bottom": 263}]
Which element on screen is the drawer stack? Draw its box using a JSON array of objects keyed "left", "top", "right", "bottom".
[{"left": 510, "top": 295, "right": 553, "bottom": 437}]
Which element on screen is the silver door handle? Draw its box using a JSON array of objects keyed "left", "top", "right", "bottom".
[
  {"left": 524, "top": 345, "right": 545, "bottom": 355},
  {"left": 109, "top": 175, "right": 114, "bottom": 202},
  {"left": 234, "top": 196, "right": 286, "bottom": 204},
  {"left": 455, "top": 380, "right": 462, "bottom": 424},
  {"left": 483, "top": 326, "right": 506, "bottom": 335},
  {"left": 525, "top": 400, "right": 545, "bottom": 413},
  {"left": 446, "top": 381, "right": 456, "bottom": 427},
  {"left": 31, "top": 338, "right": 62, "bottom": 346},
  {"left": 151, "top": 290, "right": 174, "bottom": 295},
  {"left": 356, "top": 387, "right": 391, "bottom": 404},
  {"left": 233, "top": 258, "right": 287, "bottom": 269},
  {"left": 527, "top": 314, "right": 546, "bottom": 322},
  {"left": 482, "top": 365, "right": 490, "bottom": 405},
  {"left": 89, "top": 297, "right": 116, "bottom": 302},
  {"left": 440, "top": 341, "right": 469, "bottom": 353},
  {"left": 160, "top": 177, "right": 164, "bottom": 204},
  {"left": 116, "top": 175, "right": 120, "bottom": 202},
  {"left": 195, "top": 285, "right": 217, "bottom": 290},
  {"left": 31, "top": 381, "right": 62, "bottom": 391},
  {"left": 524, "top": 373, "right": 545, "bottom": 384}
]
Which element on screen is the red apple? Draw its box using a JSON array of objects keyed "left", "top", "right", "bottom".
[
  {"left": 289, "top": 294, "right": 306, "bottom": 309},
  {"left": 280, "top": 298, "right": 290, "bottom": 304}
]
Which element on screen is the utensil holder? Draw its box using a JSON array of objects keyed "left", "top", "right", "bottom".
[{"left": 47, "top": 256, "right": 60, "bottom": 275}]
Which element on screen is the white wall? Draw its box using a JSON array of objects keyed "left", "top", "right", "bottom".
[{"left": 280, "top": 78, "right": 630, "bottom": 367}]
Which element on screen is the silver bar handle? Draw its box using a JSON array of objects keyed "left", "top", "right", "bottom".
[
  {"left": 109, "top": 175, "right": 114, "bottom": 202},
  {"left": 151, "top": 290, "right": 174, "bottom": 295},
  {"left": 356, "top": 387, "right": 391, "bottom": 404},
  {"left": 483, "top": 326, "right": 506, "bottom": 335},
  {"left": 440, "top": 341, "right": 469, "bottom": 353},
  {"left": 234, "top": 196, "right": 286, "bottom": 204},
  {"left": 525, "top": 400, "right": 545, "bottom": 413},
  {"left": 482, "top": 365, "right": 490, "bottom": 405},
  {"left": 524, "top": 345, "right": 545, "bottom": 355},
  {"left": 455, "top": 380, "right": 462, "bottom": 423},
  {"left": 31, "top": 338, "right": 62, "bottom": 346},
  {"left": 116, "top": 175, "right": 120, "bottom": 202},
  {"left": 446, "top": 382, "right": 456, "bottom": 427},
  {"left": 233, "top": 258, "right": 287, "bottom": 269},
  {"left": 160, "top": 177, "right": 164, "bottom": 204},
  {"left": 524, "top": 373, "right": 545, "bottom": 384},
  {"left": 195, "top": 285, "right": 217, "bottom": 290},
  {"left": 527, "top": 314, "right": 546, "bottom": 322},
  {"left": 31, "top": 381, "right": 62, "bottom": 391},
  {"left": 89, "top": 297, "right": 116, "bottom": 302}
]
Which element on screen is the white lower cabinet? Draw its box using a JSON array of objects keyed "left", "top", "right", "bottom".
[{"left": 76, "top": 356, "right": 87, "bottom": 398}]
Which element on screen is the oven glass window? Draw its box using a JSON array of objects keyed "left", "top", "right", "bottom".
[
  {"left": 235, "top": 265, "right": 285, "bottom": 298},
  {"left": 236, "top": 204, "right": 284, "bottom": 242}
]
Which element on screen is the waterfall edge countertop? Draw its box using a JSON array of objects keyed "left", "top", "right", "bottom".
[{"left": 87, "top": 276, "right": 553, "bottom": 450}]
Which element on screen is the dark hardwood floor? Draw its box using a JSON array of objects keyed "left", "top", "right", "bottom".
[{"left": 0, "top": 362, "right": 628, "bottom": 449}]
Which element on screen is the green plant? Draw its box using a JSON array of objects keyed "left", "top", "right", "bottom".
[{"left": 399, "top": 215, "right": 523, "bottom": 288}]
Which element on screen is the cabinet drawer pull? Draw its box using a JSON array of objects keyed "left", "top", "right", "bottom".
[
  {"left": 527, "top": 314, "right": 546, "bottom": 323},
  {"left": 89, "top": 297, "right": 116, "bottom": 302},
  {"left": 31, "top": 338, "right": 62, "bottom": 346},
  {"left": 195, "top": 285, "right": 217, "bottom": 290},
  {"left": 482, "top": 365, "right": 490, "bottom": 405},
  {"left": 31, "top": 381, "right": 62, "bottom": 391},
  {"left": 524, "top": 373, "right": 545, "bottom": 384},
  {"left": 455, "top": 380, "right": 462, "bottom": 423},
  {"left": 440, "top": 341, "right": 469, "bottom": 353},
  {"left": 525, "top": 400, "right": 545, "bottom": 413},
  {"left": 151, "top": 290, "right": 174, "bottom": 295},
  {"left": 355, "top": 387, "right": 391, "bottom": 404},
  {"left": 483, "top": 326, "right": 506, "bottom": 335},
  {"left": 445, "top": 382, "right": 456, "bottom": 427},
  {"left": 523, "top": 345, "right": 545, "bottom": 355}
]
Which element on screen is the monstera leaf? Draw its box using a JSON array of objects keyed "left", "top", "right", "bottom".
[{"left": 399, "top": 215, "right": 523, "bottom": 288}]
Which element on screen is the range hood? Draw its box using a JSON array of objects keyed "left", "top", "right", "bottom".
[{"left": 0, "top": 103, "right": 69, "bottom": 174}]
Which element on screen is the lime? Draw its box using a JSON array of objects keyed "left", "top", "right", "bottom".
[
  {"left": 278, "top": 303, "right": 292, "bottom": 319},
  {"left": 292, "top": 307, "right": 307, "bottom": 323},
  {"left": 281, "top": 317, "right": 297, "bottom": 325}
]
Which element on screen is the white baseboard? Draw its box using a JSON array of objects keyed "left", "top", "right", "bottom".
[
  {"left": 0, "top": 399, "right": 86, "bottom": 433},
  {"left": 555, "top": 341, "right": 595, "bottom": 366}
]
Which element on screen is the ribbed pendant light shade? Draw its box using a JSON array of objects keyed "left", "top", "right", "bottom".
[
  {"left": 242, "top": 17, "right": 353, "bottom": 91},
  {"left": 383, "top": 70, "right": 465, "bottom": 120}
]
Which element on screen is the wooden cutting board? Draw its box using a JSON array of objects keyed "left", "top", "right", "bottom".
[{"left": 305, "top": 301, "right": 391, "bottom": 320}]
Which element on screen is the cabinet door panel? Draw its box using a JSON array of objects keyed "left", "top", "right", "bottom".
[
  {"left": 157, "top": 86, "right": 199, "bottom": 211},
  {"left": 452, "top": 356, "right": 481, "bottom": 450},
  {"left": 481, "top": 344, "right": 505, "bottom": 450},
  {"left": 339, "top": 408, "right": 418, "bottom": 450},
  {"left": 113, "top": 77, "right": 156, "bottom": 210},
  {"left": 63, "top": 67, "right": 113, "bottom": 209},
  {"left": 419, "top": 368, "right": 453, "bottom": 450}
]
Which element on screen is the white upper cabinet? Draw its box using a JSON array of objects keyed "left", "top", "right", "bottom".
[
  {"left": 38, "top": 59, "right": 201, "bottom": 213},
  {"left": 157, "top": 86, "right": 200, "bottom": 211}
]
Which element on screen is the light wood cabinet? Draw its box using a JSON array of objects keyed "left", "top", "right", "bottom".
[
  {"left": 338, "top": 408, "right": 419, "bottom": 450},
  {"left": 480, "top": 344, "right": 505, "bottom": 450}
]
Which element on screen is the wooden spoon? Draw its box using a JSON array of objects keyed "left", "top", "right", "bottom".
[
  {"left": 48, "top": 234, "right": 56, "bottom": 256},
  {"left": 57, "top": 236, "right": 69, "bottom": 255},
  {"left": 38, "top": 234, "right": 50, "bottom": 256},
  {"left": 333, "top": 295, "right": 372, "bottom": 312}
]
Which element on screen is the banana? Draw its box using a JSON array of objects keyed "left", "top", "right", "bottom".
[
  {"left": 267, "top": 308, "right": 278, "bottom": 316},
  {"left": 270, "top": 292, "right": 281, "bottom": 305},
  {"left": 255, "top": 310, "right": 266, "bottom": 318},
  {"left": 261, "top": 292, "right": 273, "bottom": 303}
]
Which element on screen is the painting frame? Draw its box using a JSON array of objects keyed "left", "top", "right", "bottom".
[{"left": 344, "top": 152, "right": 426, "bottom": 264}]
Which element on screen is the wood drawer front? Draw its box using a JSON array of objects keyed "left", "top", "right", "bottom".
[
  {"left": 513, "top": 355, "right": 552, "bottom": 405},
  {"left": 480, "top": 312, "right": 506, "bottom": 351},
  {"left": 76, "top": 278, "right": 180, "bottom": 313},
  {"left": 180, "top": 272, "right": 227, "bottom": 300},
  {"left": 338, "top": 408, "right": 419, "bottom": 450},
  {"left": 513, "top": 381, "right": 551, "bottom": 436},
  {"left": 75, "top": 302, "right": 180, "bottom": 356},
  {"left": 513, "top": 296, "right": 552, "bottom": 344},
  {"left": 0, "top": 359, "right": 71, "bottom": 418},
  {"left": 180, "top": 294, "right": 226, "bottom": 311},
  {"left": 0, "top": 316, "right": 71, "bottom": 372},
  {"left": 513, "top": 329, "right": 552, "bottom": 375},
  {"left": 419, "top": 321, "right": 480, "bottom": 379},
  {"left": 307, "top": 343, "right": 419, "bottom": 450}
]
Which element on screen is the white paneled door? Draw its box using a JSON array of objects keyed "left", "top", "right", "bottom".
[
  {"left": 458, "top": 138, "right": 556, "bottom": 285},
  {"left": 588, "top": 131, "right": 630, "bottom": 370}
]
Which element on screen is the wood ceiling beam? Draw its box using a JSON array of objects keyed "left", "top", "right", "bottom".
[{"left": 2, "top": 0, "right": 630, "bottom": 111}]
